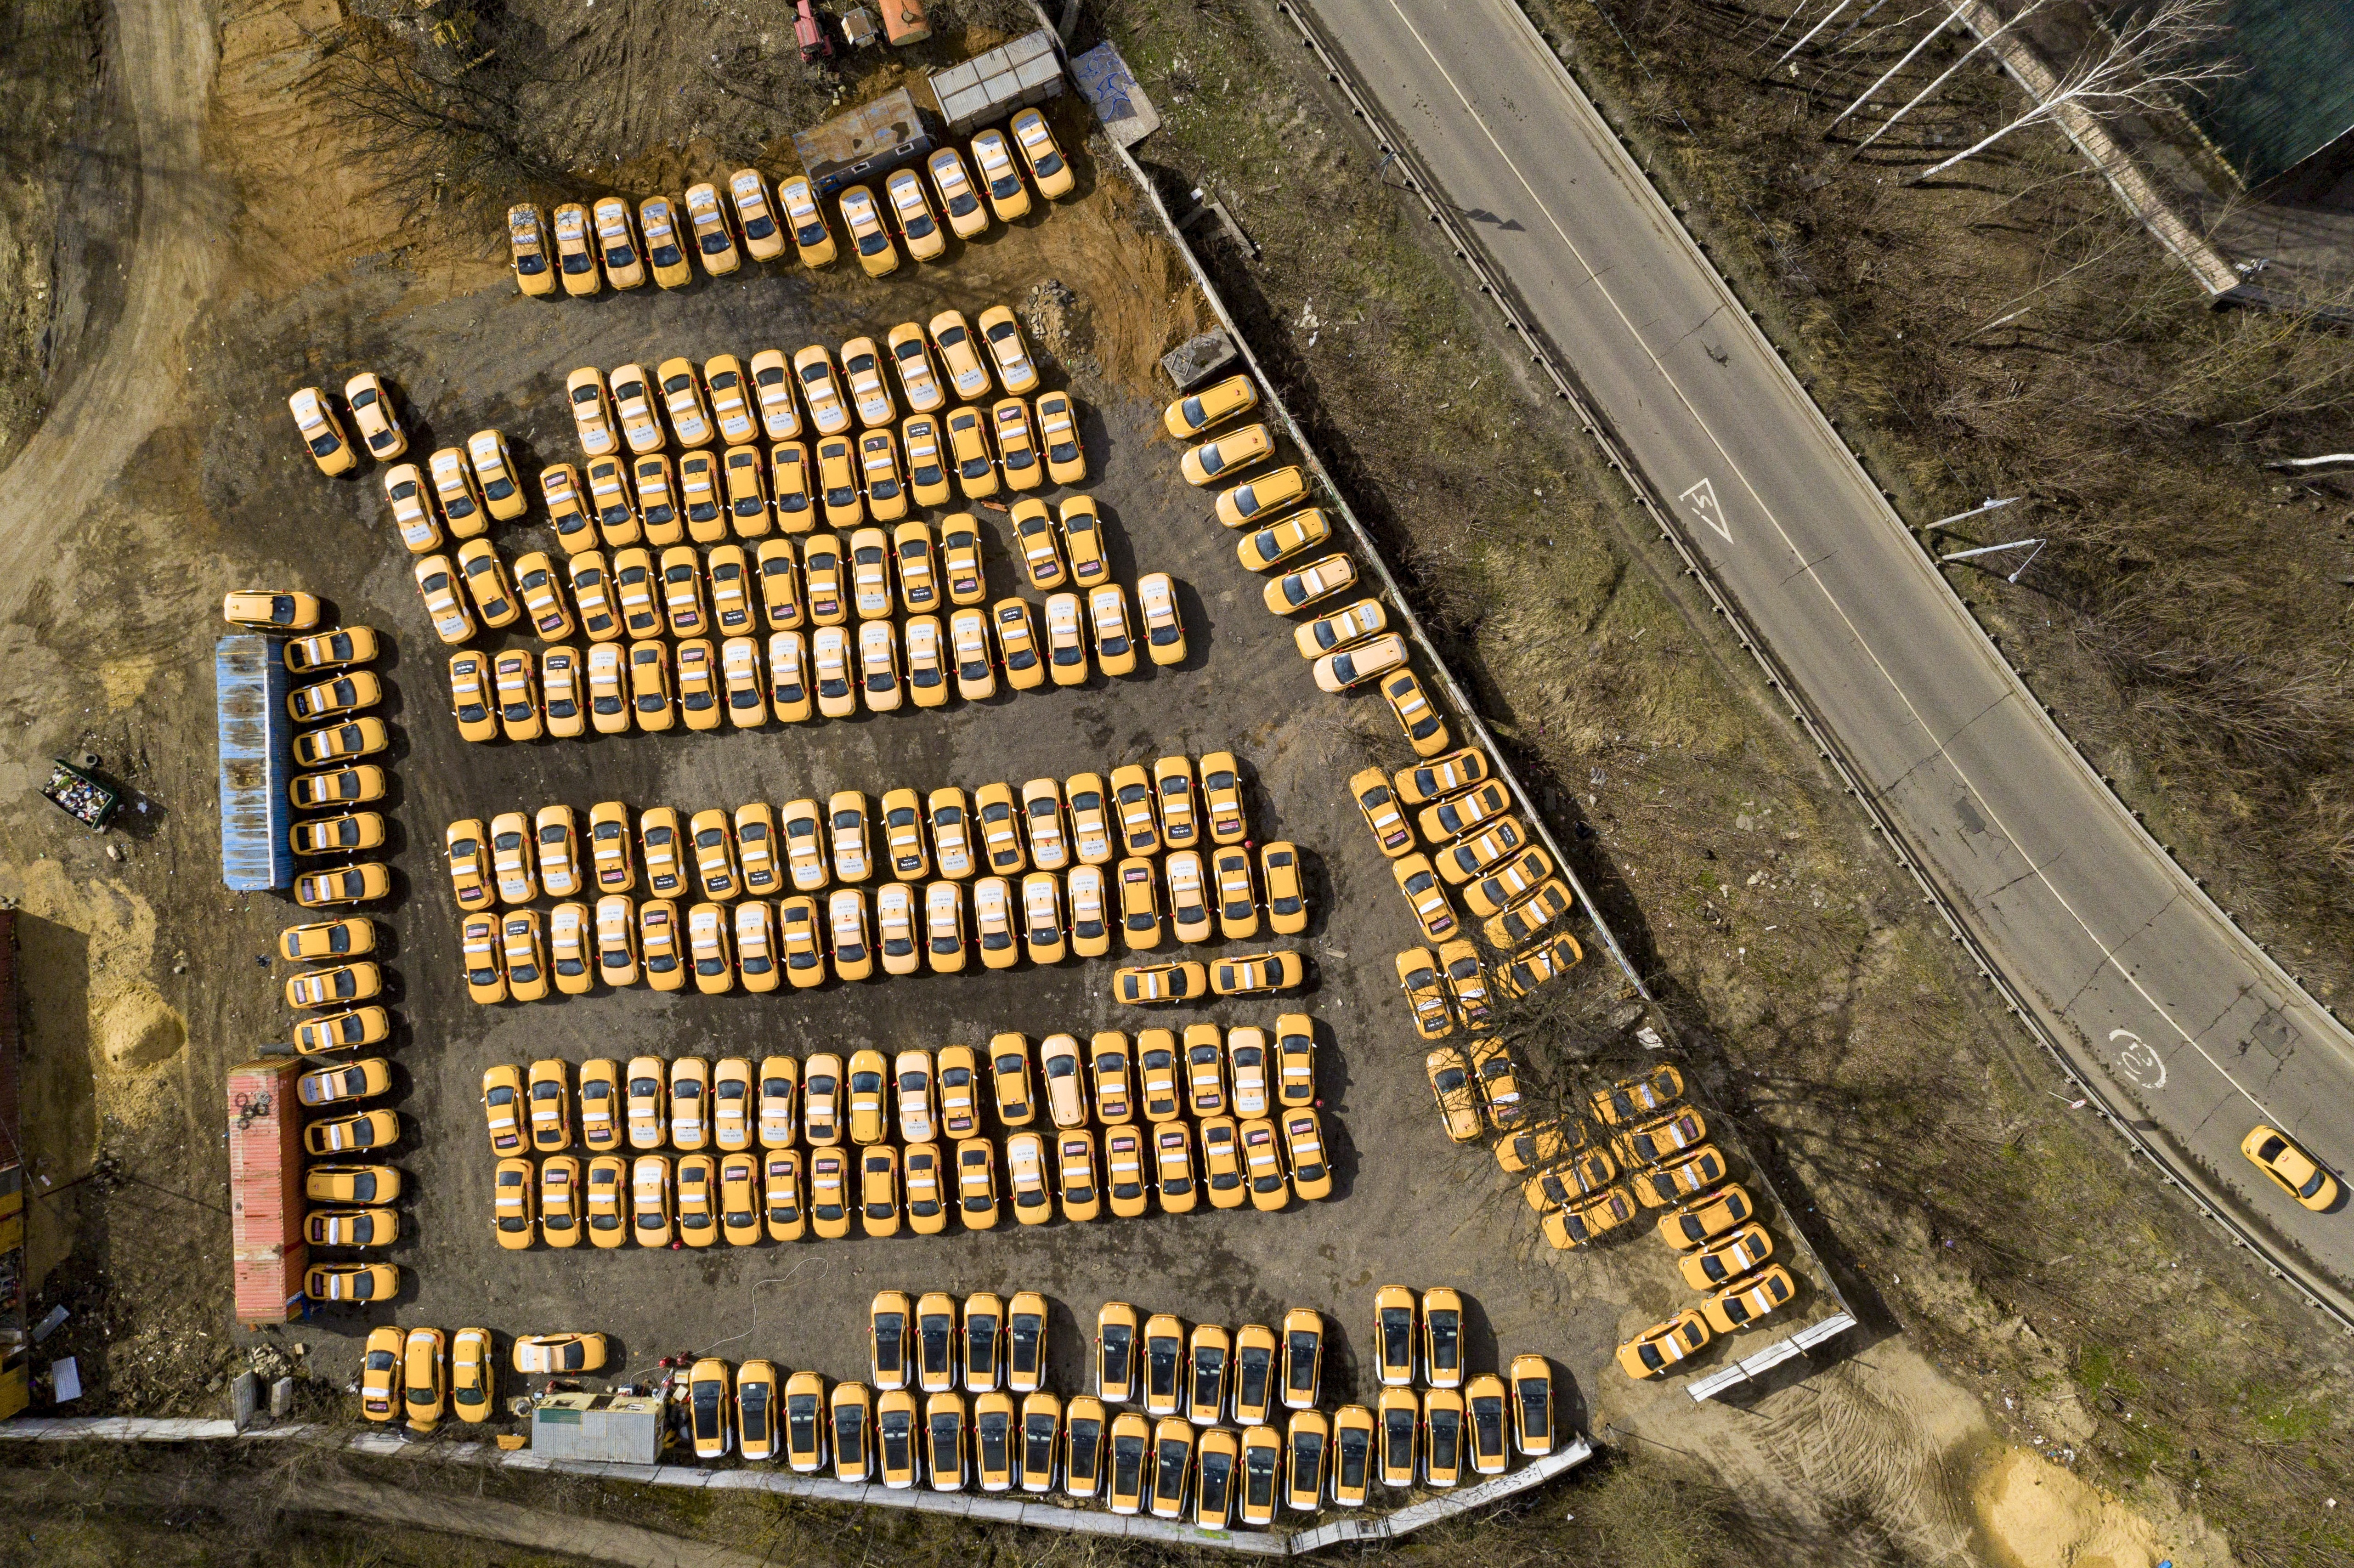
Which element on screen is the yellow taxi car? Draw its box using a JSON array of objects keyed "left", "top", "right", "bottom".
[
  {"left": 1263, "top": 552, "right": 1357, "bottom": 616},
  {"left": 552, "top": 202, "right": 600, "bottom": 294},
  {"left": 508, "top": 203, "right": 555, "bottom": 295},
  {"left": 1009, "top": 108, "right": 1075, "bottom": 199},
  {"left": 1425, "top": 1046, "right": 1483, "bottom": 1142},
  {"left": 287, "top": 386, "right": 356, "bottom": 476},
  {"left": 688, "top": 1359, "right": 733, "bottom": 1458},
  {"left": 1498, "top": 933, "right": 1584, "bottom": 997},
  {"left": 946, "top": 406, "right": 997, "bottom": 499},
  {"left": 970, "top": 129, "right": 1032, "bottom": 221},
  {"left": 838, "top": 183, "right": 900, "bottom": 277},
  {"left": 727, "top": 167, "right": 784, "bottom": 262},
  {"left": 1679, "top": 1219, "right": 1774, "bottom": 1291},
  {"left": 638, "top": 194, "right": 693, "bottom": 288},
  {"left": 1636, "top": 1144, "right": 1729, "bottom": 1209},
  {"left": 491, "top": 1156, "right": 536, "bottom": 1249},
  {"left": 1617, "top": 1310, "right": 1711, "bottom": 1381},
  {"left": 1182, "top": 421, "right": 1274, "bottom": 487},
  {"left": 1035, "top": 391, "right": 1086, "bottom": 486},
  {"left": 736, "top": 1358, "right": 779, "bottom": 1460},
  {"left": 926, "top": 146, "right": 991, "bottom": 238},
  {"left": 1381, "top": 666, "right": 1452, "bottom": 756},
  {"left": 1281, "top": 1109, "right": 1331, "bottom": 1200},
  {"left": 1011, "top": 498, "right": 1066, "bottom": 589},
  {"left": 779, "top": 175, "right": 837, "bottom": 266},
  {"left": 358, "top": 1325, "right": 405, "bottom": 1421},
  {"left": 342, "top": 371, "right": 405, "bottom": 461},
  {"left": 293, "top": 863, "right": 391, "bottom": 910},
  {"left": 978, "top": 308, "right": 1041, "bottom": 396},
  {"left": 1212, "top": 950, "right": 1303, "bottom": 997},
  {"left": 2242, "top": 1124, "right": 2341, "bottom": 1210},
  {"left": 684, "top": 181, "right": 741, "bottom": 275},
  {"left": 675, "top": 1152, "right": 720, "bottom": 1246},
  {"left": 289, "top": 812, "right": 385, "bottom": 858},
  {"left": 764, "top": 1151, "right": 805, "bottom": 1241},
  {"left": 1658, "top": 1184, "right": 1755, "bottom": 1251},
  {"left": 290, "top": 764, "right": 385, "bottom": 812},
  {"left": 884, "top": 168, "right": 946, "bottom": 261},
  {"left": 397, "top": 1318, "right": 447, "bottom": 1431},
  {"left": 1163, "top": 374, "right": 1259, "bottom": 441}
]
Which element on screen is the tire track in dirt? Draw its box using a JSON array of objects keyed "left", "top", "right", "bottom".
[{"left": 0, "top": 0, "right": 223, "bottom": 621}]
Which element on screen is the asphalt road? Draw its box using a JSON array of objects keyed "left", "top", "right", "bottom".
[{"left": 1302, "top": 0, "right": 2354, "bottom": 1304}]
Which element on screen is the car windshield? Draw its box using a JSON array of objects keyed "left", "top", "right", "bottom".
[
  {"left": 1069, "top": 1416, "right": 1102, "bottom": 1481},
  {"left": 834, "top": 1405, "right": 866, "bottom": 1465},
  {"left": 1101, "top": 1324, "right": 1132, "bottom": 1387},
  {"left": 1381, "top": 1308, "right": 1413, "bottom": 1369},
  {"left": 879, "top": 1410, "right": 911, "bottom": 1470},
  {"left": 1472, "top": 1397, "right": 1506, "bottom": 1455},
  {"left": 1245, "top": 1443, "right": 1277, "bottom": 1504},
  {"left": 1286, "top": 1332, "right": 1317, "bottom": 1390},
  {"left": 1338, "top": 1426, "right": 1369, "bottom": 1488},
  {"left": 1111, "top": 1432, "right": 1147, "bottom": 1497},
  {"left": 1430, "top": 1310, "right": 1460, "bottom": 1367},
  {"left": 1192, "top": 1347, "right": 1224, "bottom": 1409},
  {"left": 1430, "top": 1407, "right": 1461, "bottom": 1470}
]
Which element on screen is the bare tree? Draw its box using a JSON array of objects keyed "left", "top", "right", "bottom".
[
  {"left": 1907, "top": 0, "right": 2239, "bottom": 180},
  {"left": 311, "top": 18, "right": 578, "bottom": 229}
]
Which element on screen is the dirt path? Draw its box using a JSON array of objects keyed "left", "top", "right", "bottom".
[
  {"left": 294, "top": 1472, "right": 778, "bottom": 1568},
  {"left": 0, "top": 0, "right": 222, "bottom": 620},
  {"left": 0, "top": 1461, "right": 778, "bottom": 1568}
]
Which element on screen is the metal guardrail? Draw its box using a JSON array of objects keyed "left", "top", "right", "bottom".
[
  {"left": 0, "top": 1418, "right": 1594, "bottom": 1556},
  {"left": 1273, "top": 0, "right": 2354, "bottom": 1333}
]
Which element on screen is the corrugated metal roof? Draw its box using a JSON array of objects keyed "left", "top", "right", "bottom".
[
  {"left": 2178, "top": 0, "right": 2354, "bottom": 186},
  {"left": 790, "top": 87, "right": 941, "bottom": 197},
  {"left": 216, "top": 636, "right": 295, "bottom": 891}
]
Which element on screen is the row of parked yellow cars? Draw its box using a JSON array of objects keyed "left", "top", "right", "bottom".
[
  {"left": 470, "top": 1036, "right": 1333, "bottom": 1246},
  {"left": 358, "top": 1327, "right": 607, "bottom": 1434},
  {"left": 226, "top": 589, "right": 426, "bottom": 1302},
  {"left": 506, "top": 111, "right": 1074, "bottom": 298},
  {"left": 479, "top": 1028, "right": 1318, "bottom": 1156},
  {"left": 440, "top": 753, "right": 1307, "bottom": 994},
  {"left": 662, "top": 1289, "right": 1552, "bottom": 1518},
  {"left": 1469, "top": 1063, "right": 1797, "bottom": 1376},
  {"left": 431, "top": 536, "right": 1183, "bottom": 740},
  {"left": 1164, "top": 374, "right": 1590, "bottom": 1002}
]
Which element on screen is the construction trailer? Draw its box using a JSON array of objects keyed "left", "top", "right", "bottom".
[{"left": 791, "top": 88, "right": 942, "bottom": 199}]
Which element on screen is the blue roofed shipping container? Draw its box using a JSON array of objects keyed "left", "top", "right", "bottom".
[{"left": 218, "top": 634, "right": 295, "bottom": 891}]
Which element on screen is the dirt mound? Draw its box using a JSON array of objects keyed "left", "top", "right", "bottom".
[{"left": 1973, "top": 1448, "right": 2180, "bottom": 1568}]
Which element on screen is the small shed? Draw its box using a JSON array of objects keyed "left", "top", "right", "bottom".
[
  {"left": 530, "top": 1392, "right": 669, "bottom": 1463},
  {"left": 928, "top": 29, "right": 1064, "bottom": 137},
  {"left": 791, "top": 87, "right": 942, "bottom": 199}
]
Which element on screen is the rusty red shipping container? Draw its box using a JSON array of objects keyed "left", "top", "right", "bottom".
[
  {"left": 235, "top": 1246, "right": 307, "bottom": 1327},
  {"left": 228, "top": 1059, "right": 303, "bottom": 1320}
]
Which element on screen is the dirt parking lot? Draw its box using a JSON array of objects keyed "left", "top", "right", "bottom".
[{"left": 215, "top": 176, "right": 1835, "bottom": 1438}]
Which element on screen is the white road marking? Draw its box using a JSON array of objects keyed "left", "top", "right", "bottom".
[
  {"left": 2111, "top": 1030, "right": 2167, "bottom": 1092},
  {"left": 1679, "top": 477, "right": 1730, "bottom": 543}
]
